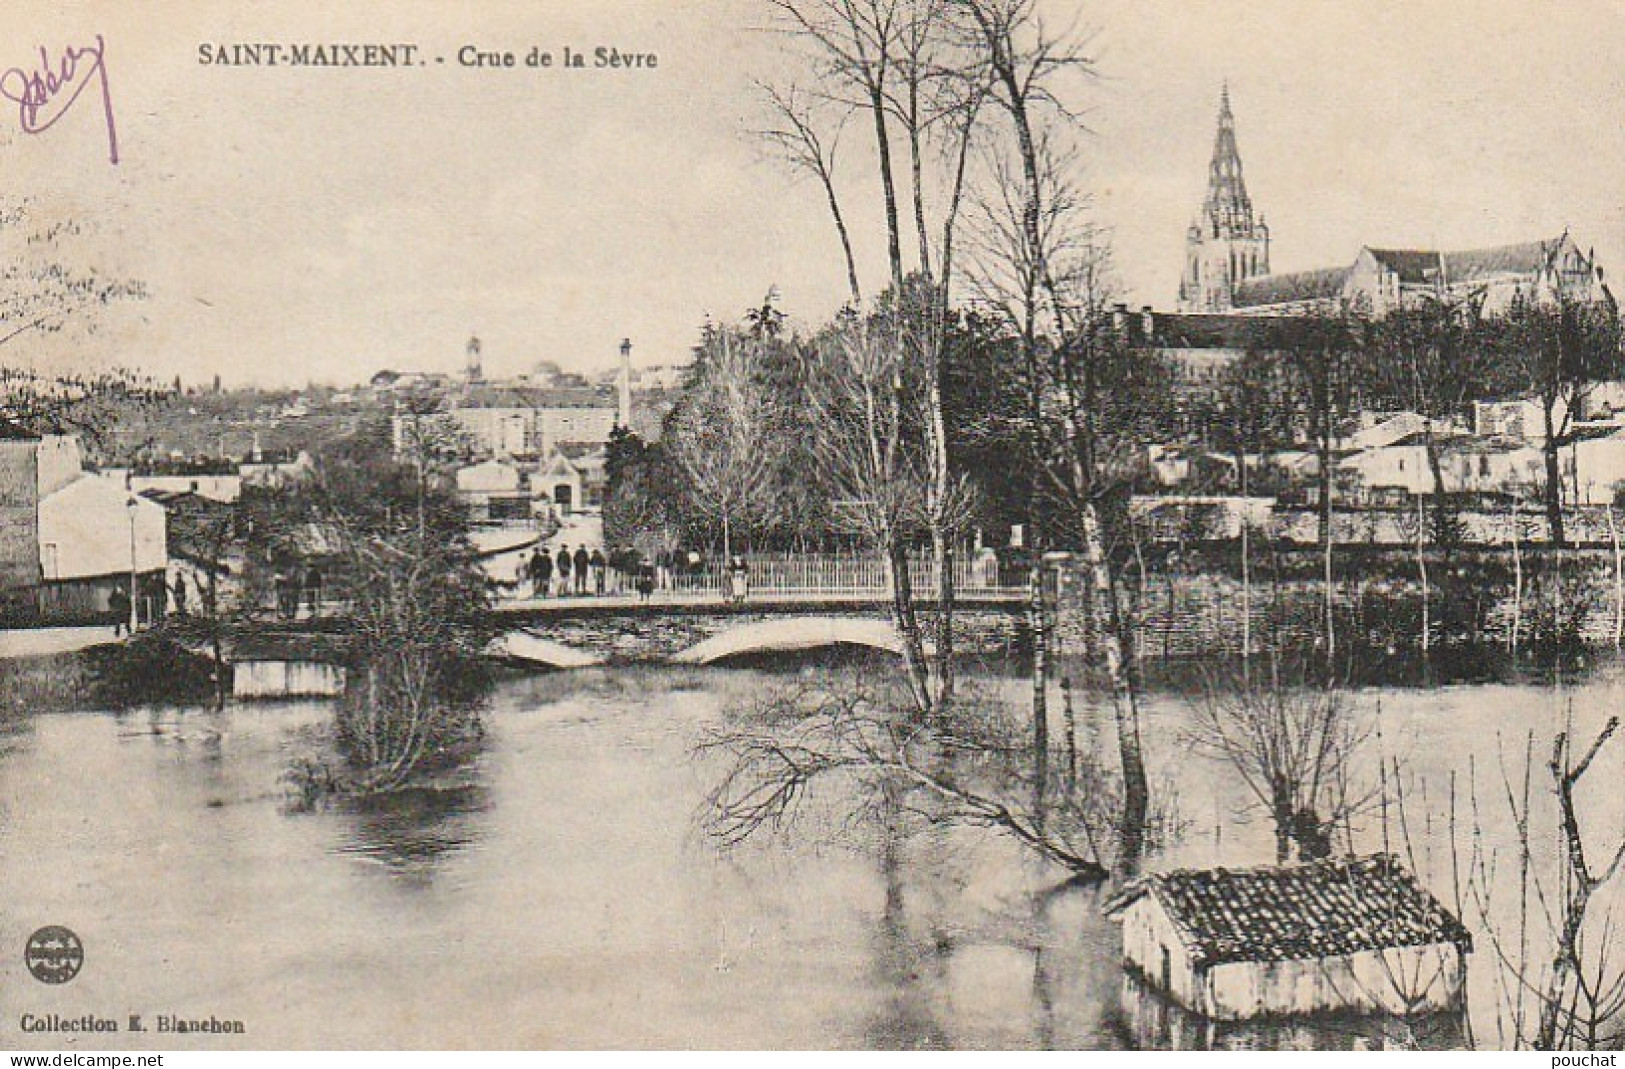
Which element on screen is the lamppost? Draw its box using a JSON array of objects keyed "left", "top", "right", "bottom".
[{"left": 126, "top": 496, "right": 140, "bottom": 634}]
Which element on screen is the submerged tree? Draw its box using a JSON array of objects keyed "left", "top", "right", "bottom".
[
  {"left": 290, "top": 426, "right": 494, "bottom": 793},
  {"left": 1459, "top": 715, "right": 1625, "bottom": 1050},
  {"left": 699, "top": 674, "right": 1165, "bottom": 880},
  {"left": 1186, "top": 664, "right": 1369, "bottom": 863}
]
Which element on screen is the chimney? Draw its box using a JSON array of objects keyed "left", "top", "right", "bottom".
[
  {"left": 1111, "top": 302, "right": 1129, "bottom": 338},
  {"left": 1141, "top": 306, "right": 1155, "bottom": 343},
  {"left": 617, "top": 338, "right": 633, "bottom": 429}
]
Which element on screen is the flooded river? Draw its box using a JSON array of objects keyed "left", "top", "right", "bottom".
[{"left": 0, "top": 660, "right": 1620, "bottom": 1049}]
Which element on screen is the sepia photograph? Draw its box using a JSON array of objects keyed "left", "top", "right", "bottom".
[{"left": 1, "top": 0, "right": 1623, "bottom": 1054}]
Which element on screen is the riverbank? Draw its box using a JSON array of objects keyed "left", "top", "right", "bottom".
[
  {"left": 0, "top": 624, "right": 123, "bottom": 660},
  {"left": 0, "top": 633, "right": 217, "bottom": 715}
]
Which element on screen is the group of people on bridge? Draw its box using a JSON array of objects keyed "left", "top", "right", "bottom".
[{"left": 519, "top": 545, "right": 750, "bottom": 604}]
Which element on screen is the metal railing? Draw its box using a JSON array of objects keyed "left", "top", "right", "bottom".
[{"left": 658, "top": 551, "right": 1022, "bottom": 598}]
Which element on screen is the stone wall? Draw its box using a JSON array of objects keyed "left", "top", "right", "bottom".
[
  {"left": 1050, "top": 549, "right": 1625, "bottom": 663},
  {"left": 505, "top": 603, "right": 1028, "bottom": 665}
]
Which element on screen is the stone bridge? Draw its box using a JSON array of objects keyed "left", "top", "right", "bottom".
[{"left": 488, "top": 593, "right": 1028, "bottom": 668}]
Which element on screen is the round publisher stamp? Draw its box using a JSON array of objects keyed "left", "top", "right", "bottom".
[{"left": 24, "top": 926, "right": 83, "bottom": 984}]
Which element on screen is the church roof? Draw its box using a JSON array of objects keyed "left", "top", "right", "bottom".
[
  {"left": 1441, "top": 237, "right": 1564, "bottom": 283},
  {"left": 1232, "top": 267, "right": 1350, "bottom": 309}
]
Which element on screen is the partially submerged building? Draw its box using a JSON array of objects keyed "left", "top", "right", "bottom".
[{"left": 1105, "top": 854, "right": 1471, "bottom": 1021}]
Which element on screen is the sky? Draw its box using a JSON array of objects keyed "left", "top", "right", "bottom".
[{"left": 7, "top": 0, "right": 1625, "bottom": 387}]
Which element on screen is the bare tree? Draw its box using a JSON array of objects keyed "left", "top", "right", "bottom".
[
  {"left": 699, "top": 675, "right": 1123, "bottom": 879},
  {"left": 668, "top": 330, "right": 780, "bottom": 560},
  {"left": 0, "top": 200, "right": 153, "bottom": 441},
  {"left": 1458, "top": 717, "right": 1625, "bottom": 1050},
  {"left": 806, "top": 313, "right": 936, "bottom": 714},
  {"left": 757, "top": 82, "right": 863, "bottom": 306},
  {"left": 1186, "top": 664, "right": 1370, "bottom": 863},
  {"left": 1364, "top": 298, "right": 1487, "bottom": 545},
  {"left": 761, "top": 0, "right": 990, "bottom": 717},
  {"left": 1486, "top": 294, "right": 1623, "bottom": 547},
  {"left": 1282, "top": 307, "right": 1367, "bottom": 663},
  {"left": 953, "top": 3, "right": 1156, "bottom": 871},
  {"left": 766, "top": 0, "right": 910, "bottom": 293}
]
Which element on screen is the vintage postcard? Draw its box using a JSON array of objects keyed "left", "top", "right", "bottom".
[{"left": 1, "top": 0, "right": 1623, "bottom": 1054}]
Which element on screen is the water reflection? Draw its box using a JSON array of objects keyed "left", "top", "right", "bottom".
[
  {"left": 1116, "top": 974, "right": 1469, "bottom": 1050},
  {"left": 332, "top": 785, "right": 491, "bottom": 887},
  {"left": 863, "top": 795, "right": 951, "bottom": 1049}
]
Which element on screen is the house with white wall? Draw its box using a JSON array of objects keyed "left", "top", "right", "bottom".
[{"left": 1105, "top": 855, "right": 1471, "bottom": 1021}]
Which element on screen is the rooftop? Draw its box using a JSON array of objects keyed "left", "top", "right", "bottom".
[
  {"left": 1105, "top": 854, "right": 1471, "bottom": 967},
  {"left": 1367, "top": 248, "right": 1445, "bottom": 284},
  {"left": 1231, "top": 267, "right": 1351, "bottom": 310},
  {"left": 1146, "top": 312, "right": 1317, "bottom": 351}
]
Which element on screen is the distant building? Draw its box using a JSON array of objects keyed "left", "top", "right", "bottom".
[
  {"left": 1472, "top": 395, "right": 1572, "bottom": 444},
  {"left": 535, "top": 451, "right": 584, "bottom": 516},
  {"left": 1338, "top": 431, "right": 1541, "bottom": 503},
  {"left": 1178, "top": 84, "right": 1271, "bottom": 315},
  {"left": 1226, "top": 236, "right": 1613, "bottom": 319},
  {"left": 1179, "top": 87, "right": 1614, "bottom": 319},
  {"left": 452, "top": 445, "right": 609, "bottom": 523},
  {"left": 455, "top": 458, "right": 528, "bottom": 522},
  {"left": 1560, "top": 424, "right": 1625, "bottom": 505},
  {"left": 1118, "top": 306, "right": 1310, "bottom": 391},
  {"left": 1105, "top": 854, "right": 1471, "bottom": 1021}
]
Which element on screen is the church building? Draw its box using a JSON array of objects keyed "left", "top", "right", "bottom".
[
  {"left": 1174, "top": 88, "right": 1613, "bottom": 319},
  {"left": 1177, "top": 84, "right": 1271, "bottom": 314}
]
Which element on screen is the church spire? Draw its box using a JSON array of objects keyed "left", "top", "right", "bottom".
[
  {"left": 1178, "top": 82, "right": 1270, "bottom": 312},
  {"left": 1203, "top": 81, "right": 1253, "bottom": 237}
]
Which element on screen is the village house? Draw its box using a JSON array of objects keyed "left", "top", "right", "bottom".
[
  {"left": 1560, "top": 424, "right": 1625, "bottom": 505},
  {"left": 38, "top": 473, "right": 169, "bottom": 623},
  {"left": 0, "top": 434, "right": 169, "bottom": 624},
  {"left": 1337, "top": 431, "right": 1542, "bottom": 503},
  {"left": 1472, "top": 395, "right": 1572, "bottom": 443},
  {"left": 1105, "top": 854, "right": 1472, "bottom": 1022},
  {"left": 455, "top": 458, "right": 530, "bottom": 522}
]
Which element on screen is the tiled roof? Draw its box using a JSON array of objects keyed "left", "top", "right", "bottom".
[
  {"left": 1232, "top": 267, "right": 1350, "bottom": 309},
  {"left": 1105, "top": 854, "right": 1471, "bottom": 967}
]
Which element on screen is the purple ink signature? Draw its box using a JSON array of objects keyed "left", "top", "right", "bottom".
[{"left": 0, "top": 35, "right": 118, "bottom": 164}]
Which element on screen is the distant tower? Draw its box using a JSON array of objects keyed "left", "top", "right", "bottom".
[
  {"left": 1178, "top": 84, "right": 1270, "bottom": 312},
  {"left": 465, "top": 334, "right": 483, "bottom": 383},
  {"left": 617, "top": 338, "right": 633, "bottom": 429}
]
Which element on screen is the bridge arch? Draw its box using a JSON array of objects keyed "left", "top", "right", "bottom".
[
  {"left": 672, "top": 615, "right": 907, "bottom": 666},
  {"left": 489, "top": 629, "right": 603, "bottom": 669}
]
